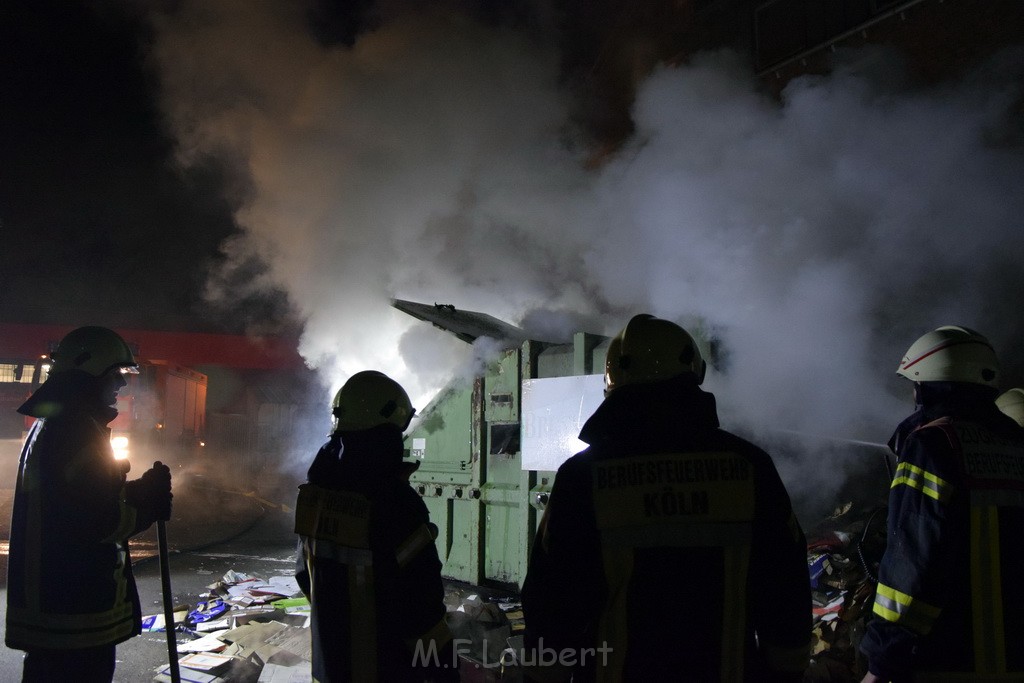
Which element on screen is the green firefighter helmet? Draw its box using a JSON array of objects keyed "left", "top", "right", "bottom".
[
  {"left": 50, "top": 326, "right": 138, "bottom": 377},
  {"left": 896, "top": 325, "right": 999, "bottom": 387},
  {"left": 332, "top": 370, "right": 415, "bottom": 433},
  {"left": 996, "top": 388, "right": 1024, "bottom": 428},
  {"left": 604, "top": 314, "right": 706, "bottom": 394}
]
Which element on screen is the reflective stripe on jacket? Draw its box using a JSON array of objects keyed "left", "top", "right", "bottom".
[{"left": 862, "top": 388, "right": 1024, "bottom": 680}]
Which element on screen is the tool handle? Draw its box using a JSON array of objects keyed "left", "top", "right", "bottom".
[{"left": 157, "top": 519, "right": 181, "bottom": 683}]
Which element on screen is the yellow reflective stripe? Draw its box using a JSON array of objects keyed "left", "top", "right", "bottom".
[
  {"left": 721, "top": 545, "right": 750, "bottom": 683},
  {"left": 592, "top": 452, "right": 755, "bottom": 529},
  {"left": 971, "top": 505, "right": 1007, "bottom": 674},
  {"left": 349, "top": 563, "right": 377, "bottom": 681},
  {"left": 113, "top": 545, "right": 129, "bottom": 610},
  {"left": 103, "top": 500, "right": 137, "bottom": 543},
  {"left": 396, "top": 525, "right": 433, "bottom": 567},
  {"left": 294, "top": 484, "right": 371, "bottom": 547},
  {"left": 7, "top": 601, "right": 136, "bottom": 649},
  {"left": 596, "top": 545, "right": 632, "bottom": 683},
  {"left": 304, "top": 537, "right": 373, "bottom": 566},
  {"left": 24, "top": 460, "right": 42, "bottom": 613},
  {"left": 892, "top": 461, "right": 953, "bottom": 502},
  {"left": 7, "top": 602, "right": 135, "bottom": 630},
  {"left": 872, "top": 583, "right": 941, "bottom": 634}
]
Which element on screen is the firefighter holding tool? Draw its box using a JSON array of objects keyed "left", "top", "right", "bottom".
[{"left": 6, "top": 326, "right": 172, "bottom": 682}]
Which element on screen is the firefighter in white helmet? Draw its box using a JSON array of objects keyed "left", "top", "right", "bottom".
[
  {"left": 860, "top": 326, "right": 1024, "bottom": 681},
  {"left": 521, "top": 314, "right": 810, "bottom": 681},
  {"left": 294, "top": 370, "right": 455, "bottom": 682},
  {"left": 997, "top": 387, "right": 1024, "bottom": 428},
  {"left": 5, "top": 326, "right": 172, "bottom": 682}
]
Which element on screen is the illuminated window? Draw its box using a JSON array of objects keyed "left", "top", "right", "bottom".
[
  {"left": 0, "top": 363, "right": 40, "bottom": 383},
  {"left": 0, "top": 364, "right": 17, "bottom": 382}
]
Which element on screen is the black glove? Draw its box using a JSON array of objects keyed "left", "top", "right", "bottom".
[{"left": 125, "top": 461, "right": 173, "bottom": 524}]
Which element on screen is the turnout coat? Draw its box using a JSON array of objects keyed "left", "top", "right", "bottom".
[
  {"left": 521, "top": 375, "right": 810, "bottom": 682},
  {"left": 295, "top": 426, "right": 453, "bottom": 682},
  {"left": 6, "top": 375, "right": 144, "bottom": 651},
  {"left": 861, "top": 383, "right": 1024, "bottom": 680}
]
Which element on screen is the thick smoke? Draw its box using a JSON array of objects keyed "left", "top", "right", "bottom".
[{"left": 146, "top": 1, "right": 1024, "bottom": 514}]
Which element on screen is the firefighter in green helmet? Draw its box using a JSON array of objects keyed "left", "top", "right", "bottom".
[
  {"left": 860, "top": 326, "right": 1024, "bottom": 681},
  {"left": 294, "top": 370, "right": 455, "bottom": 682},
  {"left": 5, "top": 326, "right": 173, "bottom": 682},
  {"left": 521, "top": 314, "right": 810, "bottom": 682}
]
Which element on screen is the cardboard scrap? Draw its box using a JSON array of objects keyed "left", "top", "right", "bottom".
[
  {"left": 264, "top": 625, "right": 314, "bottom": 662},
  {"left": 257, "top": 662, "right": 311, "bottom": 683},
  {"left": 179, "top": 652, "right": 234, "bottom": 672},
  {"left": 177, "top": 631, "right": 230, "bottom": 654},
  {"left": 154, "top": 664, "right": 224, "bottom": 683},
  {"left": 152, "top": 568, "right": 311, "bottom": 683}
]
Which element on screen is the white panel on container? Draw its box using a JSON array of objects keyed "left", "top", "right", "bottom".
[
  {"left": 411, "top": 438, "right": 427, "bottom": 459},
  {"left": 521, "top": 374, "right": 605, "bottom": 472}
]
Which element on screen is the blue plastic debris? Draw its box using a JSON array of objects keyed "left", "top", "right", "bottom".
[
  {"left": 188, "top": 598, "right": 228, "bottom": 624},
  {"left": 808, "top": 553, "right": 832, "bottom": 589}
]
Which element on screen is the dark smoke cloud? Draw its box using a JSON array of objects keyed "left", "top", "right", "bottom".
[{"left": 142, "top": 0, "right": 1024, "bottom": 510}]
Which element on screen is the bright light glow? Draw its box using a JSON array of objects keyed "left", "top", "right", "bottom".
[{"left": 111, "top": 435, "right": 130, "bottom": 460}]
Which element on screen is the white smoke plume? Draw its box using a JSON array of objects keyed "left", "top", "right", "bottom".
[{"left": 145, "top": 1, "right": 1024, "bottom": 514}]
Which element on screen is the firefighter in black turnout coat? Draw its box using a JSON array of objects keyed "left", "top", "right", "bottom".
[
  {"left": 860, "top": 326, "right": 1024, "bottom": 681},
  {"left": 5, "top": 326, "right": 173, "bottom": 683},
  {"left": 295, "top": 370, "right": 454, "bottom": 682},
  {"left": 521, "top": 314, "right": 810, "bottom": 682}
]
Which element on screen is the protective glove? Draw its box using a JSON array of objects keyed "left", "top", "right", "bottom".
[{"left": 124, "top": 461, "right": 173, "bottom": 525}]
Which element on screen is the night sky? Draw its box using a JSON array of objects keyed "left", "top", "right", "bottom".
[{"left": 0, "top": 1, "right": 290, "bottom": 332}]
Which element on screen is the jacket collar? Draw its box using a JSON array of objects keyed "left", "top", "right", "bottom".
[
  {"left": 579, "top": 374, "right": 719, "bottom": 450},
  {"left": 888, "top": 381, "right": 1000, "bottom": 454},
  {"left": 17, "top": 371, "right": 118, "bottom": 425}
]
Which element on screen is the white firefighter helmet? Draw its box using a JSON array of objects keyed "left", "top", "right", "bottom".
[
  {"left": 896, "top": 325, "right": 999, "bottom": 387},
  {"left": 996, "top": 388, "right": 1024, "bottom": 428},
  {"left": 50, "top": 326, "right": 139, "bottom": 377},
  {"left": 332, "top": 370, "right": 415, "bottom": 432},
  {"left": 604, "top": 314, "right": 706, "bottom": 394}
]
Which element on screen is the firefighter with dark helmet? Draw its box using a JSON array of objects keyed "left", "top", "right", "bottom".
[
  {"left": 5, "top": 326, "right": 173, "bottom": 682},
  {"left": 521, "top": 314, "right": 810, "bottom": 682},
  {"left": 860, "top": 326, "right": 1024, "bottom": 681},
  {"left": 295, "top": 370, "right": 455, "bottom": 682}
]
